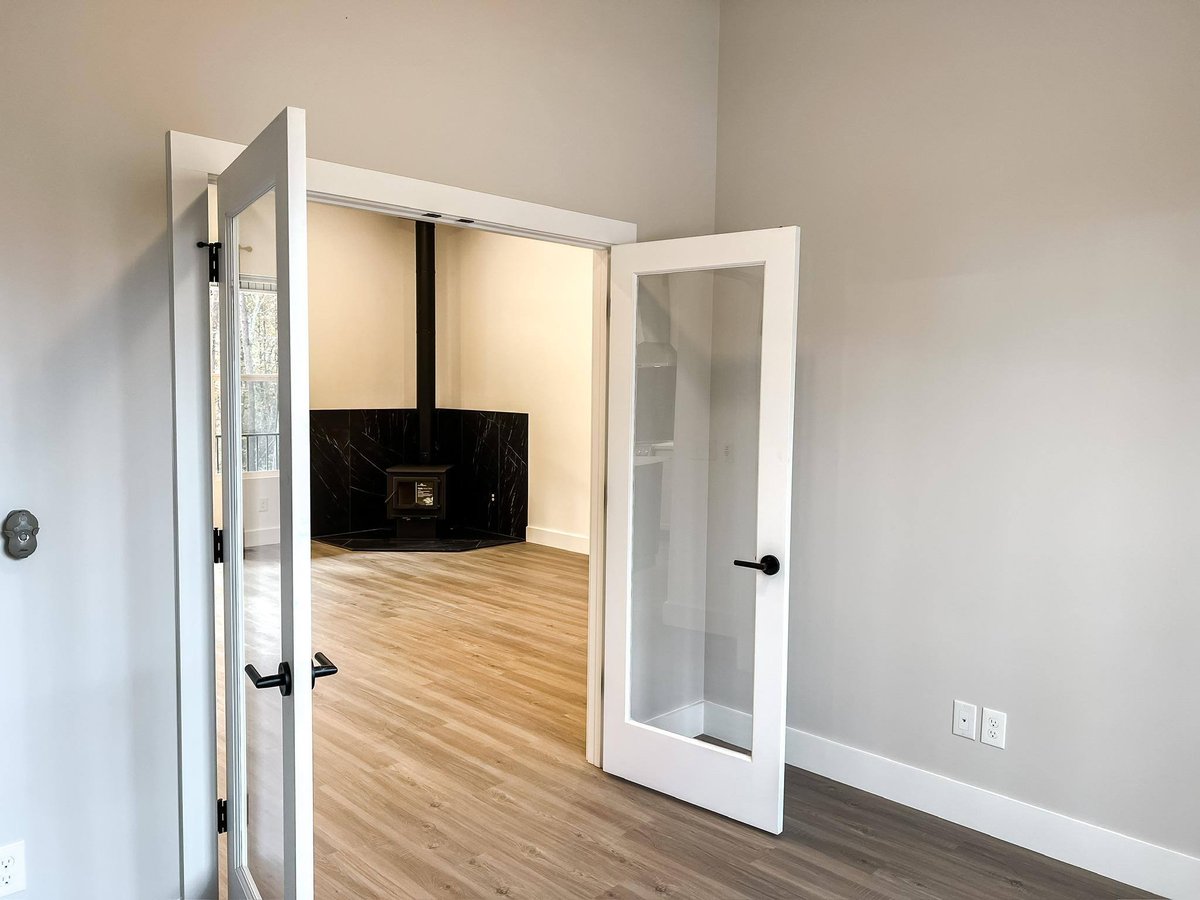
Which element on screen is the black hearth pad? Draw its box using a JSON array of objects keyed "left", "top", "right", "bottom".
[{"left": 314, "top": 528, "right": 521, "bottom": 553}]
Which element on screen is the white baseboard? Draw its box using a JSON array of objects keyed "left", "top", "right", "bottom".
[
  {"left": 786, "top": 729, "right": 1200, "bottom": 899},
  {"left": 244, "top": 526, "right": 280, "bottom": 548},
  {"left": 525, "top": 525, "right": 589, "bottom": 554},
  {"left": 703, "top": 701, "right": 754, "bottom": 749},
  {"left": 644, "top": 700, "right": 706, "bottom": 738},
  {"left": 651, "top": 701, "right": 1199, "bottom": 898}
]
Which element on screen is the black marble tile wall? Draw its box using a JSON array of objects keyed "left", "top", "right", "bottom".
[
  {"left": 433, "top": 408, "right": 462, "bottom": 467},
  {"left": 347, "top": 408, "right": 420, "bottom": 533},
  {"left": 310, "top": 410, "right": 352, "bottom": 537},
  {"left": 458, "top": 410, "right": 500, "bottom": 533},
  {"left": 495, "top": 413, "right": 529, "bottom": 538},
  {"left": 310, "top": 407, "right": 528, "bottom": 541}
]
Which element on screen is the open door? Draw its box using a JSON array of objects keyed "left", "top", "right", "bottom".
[
  {"left": 217, "top": 107, "right": 313, "bottom": 899},
  {"left": 602, "top": 227, "right": 800, "bottom": 833}
]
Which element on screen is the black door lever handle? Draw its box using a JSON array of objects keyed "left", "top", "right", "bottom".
[
  {"left": 733, "top": 555, "right": 780, "bottom": 576},
  {"left": 244, "top": 661, "right": 292, "bottom": 696},
  {"left": 312, "top": 651, "right": 339, "bottom": 687}
]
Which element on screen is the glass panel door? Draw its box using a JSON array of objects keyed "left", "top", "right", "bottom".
[
  {"left": 603, "top": 228, "right": 800, "bottom": 834},
  {"left": 236, "top": 190, "right": 286, "bottom": 897},
  {"left": 217, "top": 108, "right": 313, "bottom": 900}
]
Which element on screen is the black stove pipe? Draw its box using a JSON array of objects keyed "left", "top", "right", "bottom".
[{"left": 415, "top": 220, "right": 436, "bottom": 464}]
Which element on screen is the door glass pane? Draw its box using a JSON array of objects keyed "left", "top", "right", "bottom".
[
  {"left": 628, "top": 266, "right": 764, "bottom": 755},
  {"left": 235, "top": 189, "right": 285, "bottom": 898}
]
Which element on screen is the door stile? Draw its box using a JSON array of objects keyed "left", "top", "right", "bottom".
[{"left": 275, "top": 110, "right": 313, "bottom": 900}]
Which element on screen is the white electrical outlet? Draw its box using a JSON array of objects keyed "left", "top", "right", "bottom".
[
  {"left": 982, "top": 708, "right": 1007, "bottom": 749},
  {"left": 0, "top": 840, "right": 26, "bottom": 897},
  {"left": 258, "top": 498, "right": 269, "bottom": 513},
  {"left": 952, "top": 700, "right": 978, "bottom": 740}
]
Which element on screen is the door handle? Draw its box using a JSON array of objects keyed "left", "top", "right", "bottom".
[
  {"left": 733, "top": 555, "right": 780, "bottom": 576},
  {"left": 312, "top": 651, "right": 339, "bottom": 687},
  {"left": 244, "top": 661, "right": 292, "bottom": 696}
]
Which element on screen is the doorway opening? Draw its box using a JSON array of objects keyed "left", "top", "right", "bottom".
[{"left": 209, "top": 193, "right": 601, "bottom": 895}]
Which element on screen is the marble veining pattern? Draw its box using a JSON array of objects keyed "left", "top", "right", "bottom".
[
  {"left": 496, "top": 412, "right": 529, "bottom": 539},
  {"left": 347, "top": 408, "right": 419, "bottom": 533},
  {"left": 310, "top": 410, "right": 352, "bottom": 537},
  {"left": 311, "top": 407, "right": 528, "bottom": 542}
]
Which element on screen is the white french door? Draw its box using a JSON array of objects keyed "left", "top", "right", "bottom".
[
  {"left": 602, "top": 227, "right": 800, "bottom": 834},
  {"left": 217, "top": 107, "right": 314, "bottom": 900}
]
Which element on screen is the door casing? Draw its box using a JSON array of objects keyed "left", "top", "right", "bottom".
[{"left": 167, "top": 127, "right": 635, "bottom": 900}]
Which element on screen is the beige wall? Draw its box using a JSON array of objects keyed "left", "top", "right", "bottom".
[
  {"left": 717, "top": 0, "right": 1200, "bottom": 858},
  {"left": 304, "top": 211, "right": 595, "bottom": 547},
  {"left": 234, "top": 198, "right": 418, "bottom": 408},
  {"left": 309, "top": 204, "right": 417, "bottom": 409},
  {"left": 437, "top": 227, "right": 595, "bottom": 549},
  {"left": 0, "top": 2, "right": 719, "bottom": 896}
]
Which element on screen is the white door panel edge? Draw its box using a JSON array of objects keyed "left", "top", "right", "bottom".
[
  {"left": 602, "top": 226, "right": 800, "bottom": 834},
  {"left": 217, "top": 107, "right": 313, "bottom": 900}
]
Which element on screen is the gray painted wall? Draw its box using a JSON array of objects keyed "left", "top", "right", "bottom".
[
  {"left": 3, "top": 0, "right": 1195, "bottom": 892},
  {"left": 0, "top": 2, "right": 719, "bottom": 896},
  {"left": 716, "top": 0, "right": 1200, "bottom": 857}
]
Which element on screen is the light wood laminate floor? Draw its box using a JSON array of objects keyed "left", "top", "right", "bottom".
[{"left": 217, "top": 541, "right": 1153, "bottom": 898}]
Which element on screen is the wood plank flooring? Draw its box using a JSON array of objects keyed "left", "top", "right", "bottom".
[{"left": 219, "top": 541, "right": 1153, "bottom": 898}]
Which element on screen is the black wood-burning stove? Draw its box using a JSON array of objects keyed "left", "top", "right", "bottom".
[{"left": 386, "top": 462, "right": 452, "bottom": 537}]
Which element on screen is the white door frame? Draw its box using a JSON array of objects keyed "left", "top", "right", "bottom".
[{"left": 167, "top": 129, "right": 635, "bottom": 899}]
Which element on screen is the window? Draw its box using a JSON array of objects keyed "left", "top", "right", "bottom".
[{"left": 210, "top": 278, "right": 280, "bottom": 473}]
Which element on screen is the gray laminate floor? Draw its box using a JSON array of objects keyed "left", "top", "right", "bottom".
[{"left": 216, "top": 542, "right": 1155, "bottom": 898}]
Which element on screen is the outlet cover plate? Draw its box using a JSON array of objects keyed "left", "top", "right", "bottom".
[
  {"left": 0, "top": 840, "right": 26, "bottom": 897},
  {"left": 982, "top": 707, "right": 1007, "bottom": 749},
  {"left": 953, "top": 700, "right": 978, "bottom": 740}
]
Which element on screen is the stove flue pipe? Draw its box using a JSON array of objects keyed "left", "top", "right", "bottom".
[{"left": 415, "top": 220, "right": 436, "bottom": 464}]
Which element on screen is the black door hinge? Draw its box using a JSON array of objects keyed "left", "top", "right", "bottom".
[
  {"left": 213, "top": 527, "right": 224, "bottom": 564},
  {"left": 197, "top": 241, "right": 222, "bottom": 283},
  {"left": 217, "top": 798, "right": 227, "bottom": 834}
]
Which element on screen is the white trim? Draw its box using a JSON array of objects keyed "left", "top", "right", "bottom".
[
  {"left": 278, "top": 107, "right": 315, "bottom": 900},
  {"left": 786, "top": 729, "right": 1200, "bottom": 899},
  {"left": 168, "top": 130, "right": 633, "bottom": 249},
  {"left": 659, "top": 702, "right": 1198, "bottom": 897},
  {"left": 643, "top": 700, "right": 706, "bottom": 738},
  {"left": 703, "top": 702, "right": 754, "bottom": 750},
  {"left": 525, "top": 526, "right": 589, "bottom": 555},
  {"left": 307, "top": 165, "right": 629, "bottom": 248},
  {"left": 240, "top": 469, "right": 279, "bottom": 481},
  {"left": 584, "top": 249, "right": 610, "bottom": 767},
  {"left": 642, "top": 700, "right": 753, "bottom": 752},
  {"left": 169, "top": 128, "right": 635, "bottom": 898},
  {"left": 166, "top": 132, "right": 220, "bottom": 900},
  {"left": 244, "top": 526, "right": 281, "bottom": 548}
]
